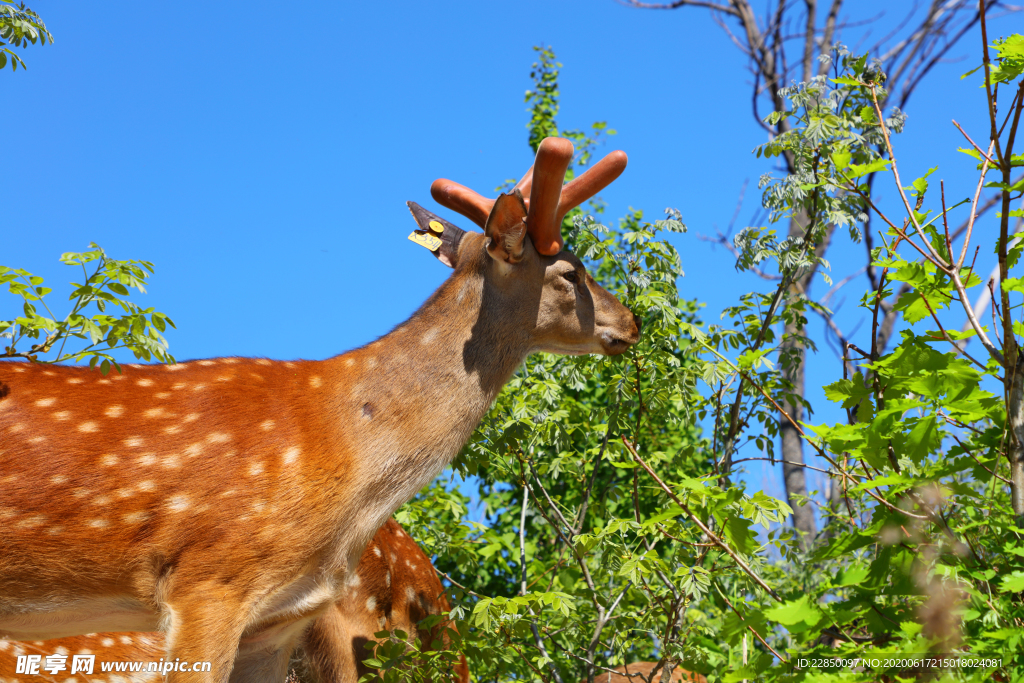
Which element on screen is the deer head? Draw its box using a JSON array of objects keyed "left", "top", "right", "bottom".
[{"left": 408, "top": 136, "right": 638, "bottom": 358}]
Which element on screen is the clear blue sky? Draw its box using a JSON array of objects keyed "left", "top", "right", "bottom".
[{"left": 5, "top": 2, "right": 1018, "bottom": 504}]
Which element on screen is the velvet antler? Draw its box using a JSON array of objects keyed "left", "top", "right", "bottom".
[{"left": 430, "top": 137, "right": 627, "bottom": 256}]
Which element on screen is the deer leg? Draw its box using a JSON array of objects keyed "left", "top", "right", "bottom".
[
  {"left": 228, "top": 635, "right": 302, "bottom": 683},
  {"left": 300, "top": 606, "right": 361, "bottom": 683},
  {"left": 161, "top": 589, "right": 252, "bottom": 683}
]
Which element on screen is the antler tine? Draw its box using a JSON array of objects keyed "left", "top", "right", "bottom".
[
  {"left": 525, "top": 137, "right": 574, "bottom": 256},
  {"left": 430, "top": 179, "right": 495, "bottom": 228},
  {"left": 513, "top": 164, "right": 534, "bottom": 208},
  {"left": 555, "top": 150, "right": 627, "bottom": 224}
]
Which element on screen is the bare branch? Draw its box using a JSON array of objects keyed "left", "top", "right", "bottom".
[{"left": 617, "top": 0, "right": 740, "bottom": 15}]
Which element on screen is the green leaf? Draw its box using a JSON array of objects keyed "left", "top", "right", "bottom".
[
  {"left": 764, "top": 595, "right": 824, "bottom": 629},
  {"left": 847, "top": 158, "right": 891, "bottom": 179},
  {"left": 1000, "top": 571, "right": 1024, "bottom": 593}
]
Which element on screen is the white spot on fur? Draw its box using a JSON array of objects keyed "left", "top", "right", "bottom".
[
  {"left": 167, "top": 494, "right": 190, "bottom": 512},
  {"left": 123, "top": 511, "right": 150, "bottom": 523},
  {"left": 198, "top": 360, "right": 216, "bottom": 366},
  {"left": 310, "top": 375, "right": 322, "bottom": 388},
  {"left": 35, "top": 397, "right": 56, "bottom": 407},
  {"left": 100, "top": 454, "right": 119, "bottom": 467},
  {"left": 119, "top": 635, "right": 133, "bottom": 644},
  {"left": 386, "top": 572, "right": 391, "bottom": 587},
  {"left": 137, "top": 480, "right": 156, "bottom": 492},
  {"left": 89, "top": 519, "right": 109, "bottom": 529},
  {"left": 251, "top": 500, "right": 265, "bottom": 513},
  {"left": 124, "top": 436, "right": 144, "bottom": 448},
  {"left": 16, "top": 514, "right": 45, "bottom": 528},
  {"left": 284, "top": 362, "right": 295, "bottom": 368},
  {"left": 421, "top": 327, "right": 439, "bottom": 345},
  {"left": 136, "top": 378, "right": 154, "bottom": 387},
  {"left": 260, "top": 419, "right": 275, "bottom": 431},
  {"left": 282, "top": 446, "right": 300, "bottom": 465},
  {"left": 28, "top": 435, "right": 45, "bottom": 444},
  {"left": 52, "top": 411, "right": 71, "bottom": 421},
  {"left": 138, "top": 453, "right": 157, "bottom": 466},
  {"left": 184, "top": 413, "right": 200, "bottom": 422},
  {"left": 47, "top": 526, "right": 63, "bottom": 535},
  {"left": 348, "top": 574, "right": 361, "bottom": 587},
  {"left": 164, "top": 424, "right": 181, "bottom": 434},
  {"left": 166, "top": 363, "right": 186, "bottom": 371},
  {"left": 115, "top": 487, "right": 134, "bottom": 499},
  {"left": 72, "top": 489, "right": 92, "bottom": 498},
  {"left": 248, "top": 462, "right": 264, "bottom": 476},
  {"left": 405, "top": 586, "right": 416, "bottom": 601},
  {"left": 192, "top": 383, "right": 207, "bottom": 391},
  {"left": 223, "top": 358, "right": 239, "bottom": 364},
  {"left": 162, "top": 454, "right": 181, "bottom": 469},
  {"left": 144, "top": 407, "right": 166, "bottom": 418},
  {"left": 184, "top": 443, "right": 203, "bottom": 458},
  {"left": 216, "top": 375, "right": 232, "bottom": 382},
  {"left": 51, "top": 474, "right": 68, "bottom": 485},
  {"left": 105, "top": 405, "right": 124, "bottom": 418},
  {"left": 345, "top": 357, "right": 355, "bottom": 367},
  {"left": 78, "top": 421, "right": 99, "bottom": 433},
  {"left": 207, "top": 431, "right": 230, "bottom": 444},
  {"left": 373, "top": 546, "right": 382, "bottom": 557},
  {"left": 365, "top": 597, "right": 377, "bottom": 612},
  {"left": 101, "top": 638, "right": 114, "bottom": 647},
  {"left": 8, "top": 422, "right": 24, "bottom": 432},
  {"left": 155, "top": 391, "right": 171, "bottom": 399},
  {"left": 67, "top": 377, "right": 84, "bottom": 384},
  {"left": 93, "top": 495, "right": 111, "bottom": 506},
  {"left": 256, "top": 359, "right": 272, "bottom": 365}
]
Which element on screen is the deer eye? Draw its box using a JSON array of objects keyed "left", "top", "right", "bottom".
[{"left": 563, "top": 270, "right": 579, "bottom": 284}]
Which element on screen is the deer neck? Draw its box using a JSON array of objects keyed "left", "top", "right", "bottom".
[{"left": 321, "top": 262, "right": 528, "bottom": 541}]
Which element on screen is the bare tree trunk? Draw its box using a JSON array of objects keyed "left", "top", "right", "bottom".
[
  {"left": 1007, "top": 355, "right": 1024, "bottom": 526},
  {"left": 779, "top": 321, "right": 816, "bottom": 547}
]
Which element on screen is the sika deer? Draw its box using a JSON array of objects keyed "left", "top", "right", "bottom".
[
  {"left": 0, "top": 520, "right": 467, "bottom": 683},
  {"left": 0, "top": 136, "right": 638, "bottom": 682}
]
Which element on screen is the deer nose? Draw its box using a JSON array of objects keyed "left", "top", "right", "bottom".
[{"left": 632, "top": 313, "right": 642, "bottom": 334}]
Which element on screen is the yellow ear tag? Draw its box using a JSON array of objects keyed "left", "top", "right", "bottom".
[
  {"left": 408, "top": 231, "right": 442, "bottom": 252},
  {"left": 428, "top": 220, "right": 445, "bottom": 234}
]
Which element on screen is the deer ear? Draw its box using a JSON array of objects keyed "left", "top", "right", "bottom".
[
  {"left": 406, "top": 201, "right": 466, "bottom": 269},
  {"left": 484, "top": 189, "right": 529, "bottom": 264}
]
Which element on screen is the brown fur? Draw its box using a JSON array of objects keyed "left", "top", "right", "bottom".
[
  {"left": 0, "top": 520, "right": 468, "bottom": 683},
  {"left": 0, "top": 212, "right": 638, "bottom": 683}
]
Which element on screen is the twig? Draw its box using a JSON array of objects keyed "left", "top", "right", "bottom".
[{"left": 621, "top": 437, "right": 783, "bottom": 602}]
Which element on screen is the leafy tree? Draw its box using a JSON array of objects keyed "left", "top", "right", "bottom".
[
  {"left": 1, "top": 243, "right": 176, "bottom": 373},
  {"left": 625, "top": 0, "right": 996, "bottom": 548},
  {"left": 0, "top": 0, "right": 51, "bottom": 72}
]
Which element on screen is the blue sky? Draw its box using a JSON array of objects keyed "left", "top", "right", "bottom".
[{"left": 4, "top": 2, "right": 1019, "bottom": 505}]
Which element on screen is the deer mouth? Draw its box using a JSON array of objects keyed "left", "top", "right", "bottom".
[
  {"left": 598, "top": 314, "right": 641, "bottom": 355},
  {"left": 600, "top": 333, "right": 637, "bottom": 355}
]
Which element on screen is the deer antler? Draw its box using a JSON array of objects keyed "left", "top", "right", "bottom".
[{"left": 430, "top": 137, "right": 627, "bottom": 256}]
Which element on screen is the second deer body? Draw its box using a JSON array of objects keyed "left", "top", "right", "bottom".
[{"left": 0, "top": 137, "right": 638, "bottom": 681}]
